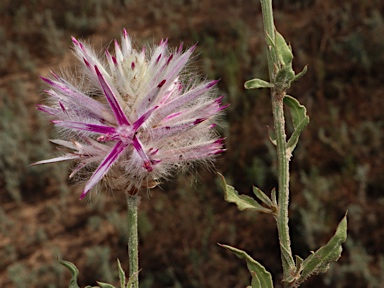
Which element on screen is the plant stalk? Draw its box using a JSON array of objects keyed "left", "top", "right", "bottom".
[
  {"left": 126, "top": 193, "right": 140, "bottom": 288},
  {"left": 260, "top": 0, "right": 294, "bottom": 283}
]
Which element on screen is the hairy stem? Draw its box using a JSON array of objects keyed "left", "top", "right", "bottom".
[
  {"left": 260, "top": 0, "right": 294, "bottom": 283},
  {"left": 126, "top": 193, "right": 140, "bottom": 288}
]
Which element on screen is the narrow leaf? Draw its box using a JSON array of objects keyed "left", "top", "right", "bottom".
[
  {"left": 244, "top": 78, "right": 274, "bottom": 89},
  {"left": 296, "top": 214, "right": 347, "bottom": 285},
  {"left": 58, "top": 259, "right": 80, "bottom": 288},
  {"left": 295, "top": 255, "right": 304, "bottom": 274},
  {"left": 117, "top": 259, "right": 126, "bottom": 288},
  {"left": 292, "top": 65, "right": 308, "bottom": 83},
  {"left": 284, "top": 95, "right": 310, "bottom": 152},
  {"left": 96, "top": 282, "right": 116, "bottom": 288},
  {"left": 219, "top": 173, "right": 272, "bottom": 214},
  {"left": 252, "top": 186, "right": 273, "bottom": 208},
  {"left": 219, "top": 244, "right": 274, "bottom": 288},
  {"left": 271, "top": 188, "right": 277, "bottom": 206}
]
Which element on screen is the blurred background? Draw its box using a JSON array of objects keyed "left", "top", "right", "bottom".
[{"left": 0, "top": 0, "right": 383, "bottom": 287}]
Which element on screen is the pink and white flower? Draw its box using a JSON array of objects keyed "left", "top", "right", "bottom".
[{"left": 34, "top": 29, "right": 226, "bottom": 199}]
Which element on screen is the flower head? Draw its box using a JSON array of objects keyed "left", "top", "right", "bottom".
[{"left": 34, "top": 29, "right": 226, "bottom": 199}]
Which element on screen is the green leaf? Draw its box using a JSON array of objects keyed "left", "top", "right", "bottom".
[
  {"left": 96, "top": 282, "right": 116, "bottom": 288},
  {"left": 291, "top": 65, "right": 308, "bottom": 83},
  {"left": 275, "top": 31, "right": 293, "bottom": 67},
  {"left": 58, "top": 259, "right": 80, "bottom": 288},
  {"left": 271, "top": 188, "right": 277, "bottom": 206},
  {"left": 252, "top": 186, "right": 273, "bottom": 208},
  {"left": 283, "top": 95, "right": 310, "bottom": 153},
  {"left": 296, "top": 214, "right": 348, "bottom": 285},
  {"left": 295, "top": 255, "right": 304, "bottom": 274},
  {"left": 219, "top": 173, "right": 273, "bottom": 214},
  {"left": 244, "top": 78, "right": 274, "bottom": 89},
  {"left": 219, "top": 244, "right": 274, "bottom": 288},
  {"left": 116, "top": 259, "right": 126, "bottom": 288}
]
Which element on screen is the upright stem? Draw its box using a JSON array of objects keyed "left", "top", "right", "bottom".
[
  {"left": 126, "top": 193, "right": 140, "bottom": 288},
  {"left": 260, "top": 0, "right": 293, "bottom": 283},
  {"left": 272, "top": 91, "right": 292, "bottom": 282}
]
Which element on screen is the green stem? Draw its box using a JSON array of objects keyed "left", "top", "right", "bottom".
[
  {"left": 126, "top": 193, "right": 140, "bottom": 288},
  {"left": 260, "top": 0, "right": 276, "bottom": 79},
  {"left": 260, "top": 0, "right": 294, "bottom": 283},
  {"left": 272, "top": 91, "right": 293, "bottom": 283}
]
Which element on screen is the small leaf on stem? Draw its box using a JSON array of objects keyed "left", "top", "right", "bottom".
[
  {"left": 283, "top": 95, "right": 310, "bottom": 153},
  {"left": 219, "top": 244, "right": 274, "bottom": 288},
  {"left": 253, "top": 186, "right": 274, "bottom": 208},
  {"left": 219, "top": 173, "right": 274, "bottom": 214},
  {"left": 58, "top": 259, "right": 80, "bottom": 288},
  {"left": 275, "top": 31, "right": 293, "bottom": 67},
  {"left": 117, "top": 259, "right": 126, "bottom": 288},
  {"left": 291, "top": 65, "right": 308, "bottom": 83},
  {"left": 244, "top": 78, "right": 274, "bottom": 89},
  {"left": 271, "top": 188, "right": 277, "bottom": 206},
  {"left": 96, "top": 282, "right": 116, "bottom": 288},
  {"left": 295, "top": 213, "right": 348, "bottom": 285}
]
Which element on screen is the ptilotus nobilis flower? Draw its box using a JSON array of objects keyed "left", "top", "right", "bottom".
[{"left": 34, "top": 29, "right": 226, "bottom": 199}]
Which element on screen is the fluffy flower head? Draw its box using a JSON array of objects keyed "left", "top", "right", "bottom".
[{"left": 35, "top": 29, "right": 226, "bottom": 199}]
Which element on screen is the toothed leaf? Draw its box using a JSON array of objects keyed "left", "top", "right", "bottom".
[{"left": 296, "top": 214, "right": 347, "bottom": 285}]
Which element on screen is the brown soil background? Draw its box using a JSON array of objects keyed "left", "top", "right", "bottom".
[{"left": 0, "top": 0, "right": 383, "bottom": 287}]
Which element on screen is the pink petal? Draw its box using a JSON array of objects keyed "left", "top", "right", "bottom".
[
  {"left": 131, "top": 136, "right": 154, "bottom": 172},
  {"left": 30, "top": 155, "right": 79, "bottom": 166},
  {"left": 133, "top": 106, "right": 158, "bottom": 131},
  {"left": 94, "top": 65, "right": 130, "bottom": 126},
  {"left": 80, "top": 141, "right": 127, "bottom": 199},
  {"left": 155, "top": 80, "right": 219, "bottom": 121},
  {"left": 151, "top": 117, "right": 207, "bottom": 140},
  {"left": 53, "top": 120, "right": 116, "bottom": 134}
]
